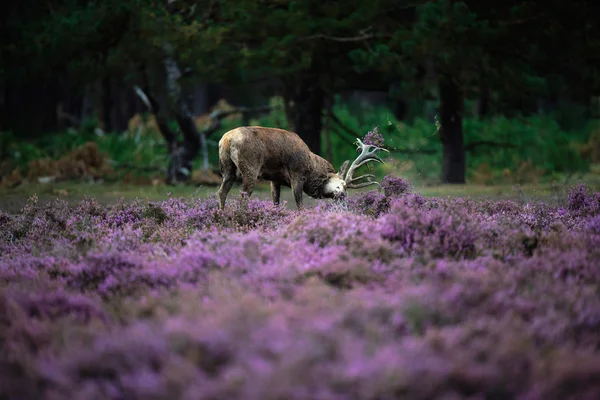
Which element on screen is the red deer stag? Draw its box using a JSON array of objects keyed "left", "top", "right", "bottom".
[{"left": 217, "top": 126, "right": 388, "bottom": 209}]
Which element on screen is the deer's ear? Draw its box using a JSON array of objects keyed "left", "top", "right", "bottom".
[{"left": 339, "top": 160, "right": 350, "bottom": 177}]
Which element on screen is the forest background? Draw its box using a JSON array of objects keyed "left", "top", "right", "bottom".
[{"left": 1, "top": 0, "right": 600, "bottom": 195}]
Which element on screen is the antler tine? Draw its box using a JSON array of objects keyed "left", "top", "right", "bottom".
[
  {"left": 348, "top": 180, "right": 379, "bottom": 189},
  {"left": 355, "top": 137, "right": 389, "bottom": 153},
  {"left": 338, "top": 159, "right": 350, "bottom": 177},
  {"left": 344, "top": 138, "right": 388, "bottom": 187},
  {"left": 347, "top": 174, "right": 379, "bottom": 189},
  {"left": 347, "top": 173, "right": 377, "bottom": 183}
]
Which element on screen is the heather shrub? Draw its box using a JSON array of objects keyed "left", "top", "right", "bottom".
[
  {"left": 520, "top": 351, "right": 600, "bottom": 400},
  {"left": 0, "top": 299, "right": 48, "bottom": 399},
  {"left": 184, "top": 195, "right": 221, "bottom": 228},
  {"left": 206, "top": 196, "right": 292, "bottom": 232},
  {"left": 12, "top": 289, "right": 109, "bottom": 324},
  {"left": 283, "top": 211, "right": 377, "bottom": 248},
  {"left": 346, "top": 190, "right": 390, "bottom": 217},
  {"left": 568, "top": 182, "right": 600, "bottom": 216},
  {"left": 38, "top": 323, "right": 178, "bottom": 399},
  {"left": 282, "top": 211, "right": 396, "bottom": 266},
  {"left": 67, "top": 252, "right": 146, "bottom": 293},
  {"left": 378, "top": 195, "right": 479, "bottom": 259},
  {"left": 301, "top": 258, "right": 384, "bottom": 289},
  {"left": 524, "top": 248, "right": 600, "bottom": 285},
  {"left": 0, "top": 287, "right": 111, "bottom": 400},
  {"left": 344, "top": 175, "right": 411, "bottom": 218},
  {"left": 141, "top": 201, "right": 168, "bottom": 225},
  {"left": 105, "top": 197, "right": 145, "bottom": 228},
  {"left": 587, "top": 215, "right": 600, "bottom": 235},
  {"left": 0, "top": 180, "right": 600, "bottom": 398},
  {"left": 378, "top": 174, "right": 411, "bottom": 197},
  {"left": 475, "top": 198, "right": 523, "bottom": 217},
  {"left": 11, "top": 194, "right": 39, "bottom": 232}
]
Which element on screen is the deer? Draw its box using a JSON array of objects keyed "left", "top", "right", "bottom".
[{"left": 217, "top": 126, "right": 388, "bottom": 209}]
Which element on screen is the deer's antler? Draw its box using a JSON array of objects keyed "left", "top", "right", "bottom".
[{"left": 343, "top": 138, "right": 388, "bottom": 188}]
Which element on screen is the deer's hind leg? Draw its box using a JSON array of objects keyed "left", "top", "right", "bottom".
[
  {"left": 230, "top": 148, "right": 261, "bottom": 200},
  {"left": 218, "top": 157, "right": 237, "bottom": 209},
  {"left": 239, "top": 165, "right": 260, "bottom": 199}
]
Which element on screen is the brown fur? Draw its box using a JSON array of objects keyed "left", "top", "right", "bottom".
[{"left": 218, "top": 126, "right": 341, "bottom": 209}]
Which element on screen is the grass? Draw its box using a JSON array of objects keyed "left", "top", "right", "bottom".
[{"left": 3, "top": 178, "right": 599, "bottom": 214}]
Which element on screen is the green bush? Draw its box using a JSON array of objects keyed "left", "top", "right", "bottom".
[
  {"left": 321, "top": 97, "right": 593, "bottom": 184},
  {"left": 1, "top": 97, "right": 595, "bottom": 185}
]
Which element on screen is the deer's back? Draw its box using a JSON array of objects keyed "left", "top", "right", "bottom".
[{"left": 220, "top": 126, "right": 313, "bottom": 170}]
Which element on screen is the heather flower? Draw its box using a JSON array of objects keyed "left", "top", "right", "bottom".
[
  {"left": 587, "top": 215, "right": 600, "bottom": 235},
  {"left": 568, "top": 182, "right": 600, "bottom": 216},
  {"left": 362, "top": 126, "right": 385, "bottom": 147},
  {"left": 378, "top": 174, "right": 411, "bottom": 197},
  {"left": 105, "top": 198, "right": 144, "bottom": 227}
]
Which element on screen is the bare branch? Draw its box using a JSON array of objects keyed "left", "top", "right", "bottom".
[
  {"left": 57, "top": 110, "right": 81, "bottom": 128},
  {"left": 297, "top": 28, "right": 391, "bottom": 42},
  {"left": 298, "top": 33, "right": 378, "bottom": 42},
  {"left": 133, "top": 86, "right": 152, "bottom": 111},
  {"left": 199, "top": 105, "right": 277, "bottom": 137},
  {"left": 133, "top": 84, "right": 178, "bottom": 152}
]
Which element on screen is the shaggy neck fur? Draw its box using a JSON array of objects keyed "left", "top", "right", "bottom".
[{"left": 303, "top": 154, "right": 336, "bottom": 198}]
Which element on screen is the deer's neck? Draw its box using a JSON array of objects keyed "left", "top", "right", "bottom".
[{"left": 303, "top": 154, "right": 335, "bottom": 198}]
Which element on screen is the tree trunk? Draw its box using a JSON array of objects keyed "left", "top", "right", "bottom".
[
  {"left": 283, "top": 74, "right": 323, "bottom": 155},
  {"left": 100, "top": 76, "right": 113, "bottom": 133},
  {"left": 477, "top": 84, "right": 490, "bottom": 119},
  {"left": 97, "top": 77, "right": 131, "bottom": 134},
  {"left": 81, "top": 84, "right": 95, "bottom": 122},
  {"left": 323, "top": 95, "right": 333, "bottom": 162},
  {"left": 439, "top": 76, "right": 465, "bottom": 184},
  {"left": 136, "top": 46, "right": 203, "bottom": 184},
  {"left": 163, "top": 44, "right": 202, "bottom": 180},
  {"left": 1, "top": 78, "right": 59, "bottom": 138},
  {"left": 392, "top": 98, "right": 408, "bottom": 121},
  {"left": 190, "top": 83, "right": 210, "bottom": 115},
  {"left": 55, "top": 73, "right": 84, "bottom": 131},
  {"left": 111, "top": 79, "right": 129, "bottom": 133}
]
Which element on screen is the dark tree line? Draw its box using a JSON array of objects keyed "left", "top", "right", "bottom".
[{"left": 1, "top": 0, "right": 599, "bottom": 183}]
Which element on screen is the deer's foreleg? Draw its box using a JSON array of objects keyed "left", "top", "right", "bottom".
[
  {"left": 291, "top": 179, "right": 304, "bottom": 210},
  {"left": 271, "top": 182, "right": 281, "bottom": 205}
]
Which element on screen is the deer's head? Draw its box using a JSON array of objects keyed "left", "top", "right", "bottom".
[
  {"left": 322, "top": 173, "right": 347, "bottom": 199},
  {"left": 322, "top": 138, "right": 389, "bottom": 199}
]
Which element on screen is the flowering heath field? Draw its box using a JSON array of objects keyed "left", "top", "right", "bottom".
[{"left": 1, "top": 176, "right": 600, "bottom": 400}]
